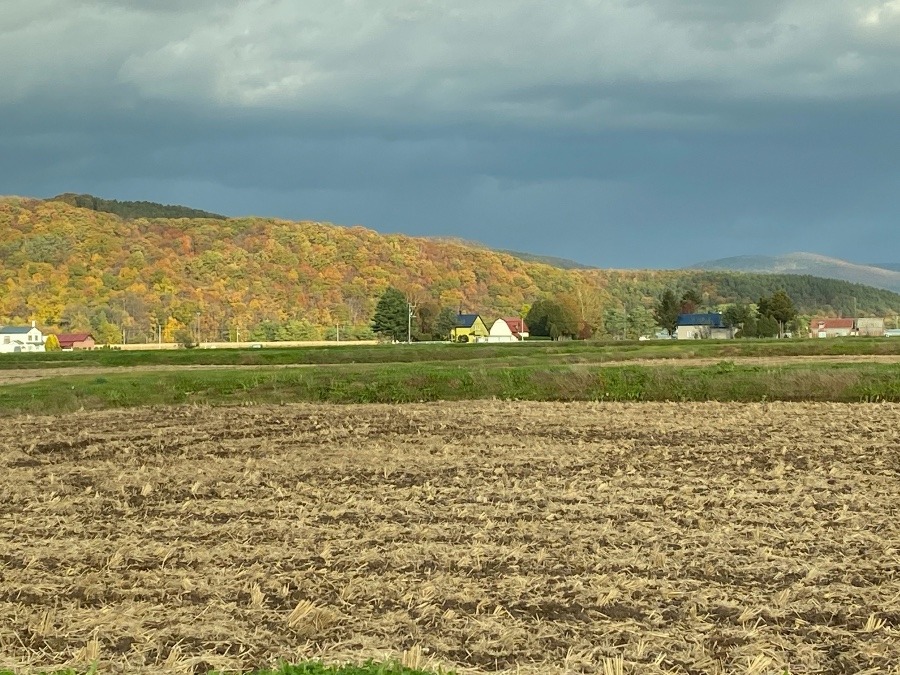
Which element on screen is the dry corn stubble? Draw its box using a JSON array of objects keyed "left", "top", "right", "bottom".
[{"left": 1, "top": 401, "right": 899, "bottom": 674}]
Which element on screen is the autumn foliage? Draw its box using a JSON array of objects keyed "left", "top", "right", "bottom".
[{"left": 2, "top": 196, "right": 899, "bottom": 342}]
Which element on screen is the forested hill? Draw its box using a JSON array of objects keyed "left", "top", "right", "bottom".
[
  {"left": 48, "top": 193, "right": 227, "bottom": 220},
  {"left": 2, "top": 196, "right": 899, "bottom": 343}
]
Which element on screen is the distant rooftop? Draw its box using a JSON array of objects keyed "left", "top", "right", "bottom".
[{"left": 677, "top": 313, "right": 725, "bottom": 328}]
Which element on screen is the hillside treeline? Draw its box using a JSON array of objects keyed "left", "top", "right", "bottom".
[
  {"left": 49, "top": 193, "right": 227, "bottom": 220},
  {"left": 1, "top": 197, "right": 898, "bottom": 343}
]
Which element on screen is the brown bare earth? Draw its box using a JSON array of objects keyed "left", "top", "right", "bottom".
[{"left": 1, "top": 401, "right": 899, "bottom": 674}]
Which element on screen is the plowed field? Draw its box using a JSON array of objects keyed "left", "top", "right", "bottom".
[{"left": 1, "top": 402, "right": 899, "bottom": 674}]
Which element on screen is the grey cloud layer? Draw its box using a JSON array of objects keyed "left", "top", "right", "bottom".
[
  {"left": 7, "top": 1, "right": 900, "bottom": 116},
  {"left": 2, "top": 1, "right": 900, "bottom": 266}
]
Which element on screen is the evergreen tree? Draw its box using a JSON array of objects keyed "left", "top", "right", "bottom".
[
  {"left": 371, "top": 287, "right": 410, "bottom": 342},
  {"left": 756, "top": 315, "right": 780, "bottom": 338},
  {"left": 654, "top": 290, "right": 680, "bottom": 336},
  {"left": 758, "top": 290, "right": 797, "bottom": 337},
  {"left": 435, "top": 307, "right": 459, "bottom": 341},
  {"left": 680, "top": 289, "right": 702, "bottom": 314},
  {"left": 722, "top": 303, "right": 753, "bottom": 330}
]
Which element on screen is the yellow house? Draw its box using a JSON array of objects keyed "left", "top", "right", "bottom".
[{"left": 450, "top": 314, "right": 489, "bottom": 342}]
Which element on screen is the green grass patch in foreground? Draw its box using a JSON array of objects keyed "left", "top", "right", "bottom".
[{"left": 2, "top": 360, "right": 900, "bottom": 415}]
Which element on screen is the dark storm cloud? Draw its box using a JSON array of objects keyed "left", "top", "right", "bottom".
[{"left": 3, "top": 0, "right": 900, "bottom": 267}]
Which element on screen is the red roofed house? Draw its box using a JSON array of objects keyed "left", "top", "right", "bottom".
[
  {"left": 56, "top": 333, "right": 96, "bottom": 350},
  {"left": 810, "top": 319, "right": 854, "bottom": 338},
  {"left": 503, "top": 318, "right": 529, "bottom": 340}
]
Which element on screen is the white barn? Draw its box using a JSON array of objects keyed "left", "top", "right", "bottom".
[
  {"left": 0, "top": 322, "right": 46, "bottom": 353},
  {"left": 485, "top": 318, "right": 519, "bottom": 343}
]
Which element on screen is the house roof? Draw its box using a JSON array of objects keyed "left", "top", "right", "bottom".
[
  {"left": 0, "top": 326, "right": 36, "bottom": 334},
  {"left": 56, "top": 333, "right": 93, "bottom": 345},
  {"left": 455, "top": 313, "right": 481, "bottom": 327},
  {"left": 677, "top": 313, "right": 725, "bottom": 328},
  {"left": 56, "top": 333, "right": 94, "bottom": 342},
  {"left": 503, "top": 318, "right": 529, "bottom": 333},
  {"left": 810, "top": 318, "right": 855, "bottom": 330}
]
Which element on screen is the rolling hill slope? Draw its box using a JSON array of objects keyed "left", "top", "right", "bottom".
[
  {"left": 2, "top": 196, "right": 900, "bottom": 342},
  {"left": 691, "top": 252, "right": 900, "bottom": 294}
]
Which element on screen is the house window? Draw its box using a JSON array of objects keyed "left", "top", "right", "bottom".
[{"left": 3, "top": 336, "right": 8, "bottom": 344}]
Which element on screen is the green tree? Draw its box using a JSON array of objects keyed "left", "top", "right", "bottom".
[
  {"left": 602, "top": 306, "right": 628, "bottom": 339},
  {"left": 736, "top": 315, "right": 758, "bottom": 338},
  {"left": 174, "top": 327, "right": 197, "bottom": 348},
  {"left": 722, "top": 303, "right": 753, "bottom": 331},
  {"left": 756, "top": 314, "right": 780, "bottom": 338},
  {"left": 680, "top": 289, "right": 702, "bottom": 314},
  {"left": 371, "top": 287, "right": 410, "bottom": 342},
  {"left": 758, "top": 290, "right": 797, "bottom": 337},
  {"left": 526, "top": 298, "right": 579, "bottom": 340},
  {"left": 435, "top": 307, "right": 459, "bottom": 341},
  {"left": 654, "top": 290, "right": 680, "bottom": 336}
]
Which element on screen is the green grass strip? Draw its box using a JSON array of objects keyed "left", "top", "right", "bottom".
[
  {"left": 2, "top": 360, "right": 899, "bottom": 415},
  {"left": 2, "top": 337, "right": 900, "bottom": 371}
]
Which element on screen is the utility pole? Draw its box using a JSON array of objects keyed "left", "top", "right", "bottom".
[{"left": 407, "top": 302, "right": 416, "bottom": 344}]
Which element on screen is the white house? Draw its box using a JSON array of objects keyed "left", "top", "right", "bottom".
[{"left": 0, "top": 321, "right": 46, "bottom": 353}]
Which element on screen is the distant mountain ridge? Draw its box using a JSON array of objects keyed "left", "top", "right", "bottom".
[
  {"left": 690, "top": 252, "right": 900, "bottom": 294},
  {"left": 496, "top": 250, "right": 593, "bottom": 270}
]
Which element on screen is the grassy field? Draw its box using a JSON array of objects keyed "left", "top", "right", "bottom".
[
  {"left": 2, "top": 338, "right": 900, "bottom": 415},
  {"left": 2, "top": 337, "right": 900, "bottom": 371},
  {"left": 1, "top": 359, "right": 899, "bottom": 415},
  {"left": 2, "top": 401, "right": 897, "bottom": 674}
]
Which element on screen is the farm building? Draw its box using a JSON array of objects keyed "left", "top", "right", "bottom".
[
  {"left": 451, "top": 314, "right": 489, "bottom": 343},
  {"left": 503, "top": 317, "right": 529, "bottom": 339},
  {"left": 811, "top": 318, "right": 886, "bottom": 337},
  {"left": 811, "top": 318, "right": 854, "bottom": 337},
  {"left": 675, "top": 313, "right": 734, "bottom": 340},
  {"left": 485, "top": 318, "right": 528, "bottom": 343},
  {"left": 856, "top": 318, "right": 885, "bottom": 336},
  {"left": 55, "top": 333, "right": 96, "bottom": 350},
  {"left": 0, "top": 322, "right": 45, "bottom": 353}
]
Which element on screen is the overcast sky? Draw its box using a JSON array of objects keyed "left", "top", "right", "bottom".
[{"left": 2, "top": 1, "right": 899, "bottom": 268}]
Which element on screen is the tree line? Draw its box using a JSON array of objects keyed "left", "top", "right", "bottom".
[
  {"left": 654, "top": 289, "right": 799, "bottom": 338},
  {"left": 4, "top": 198, "right": 899, "bottom": 343}
]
